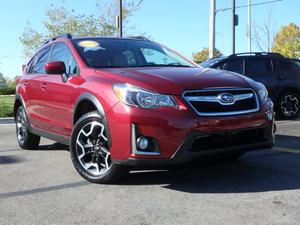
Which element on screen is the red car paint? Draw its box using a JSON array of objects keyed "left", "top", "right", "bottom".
[{"left": 15, "top": 36, "right": 275, "bottom": 165}]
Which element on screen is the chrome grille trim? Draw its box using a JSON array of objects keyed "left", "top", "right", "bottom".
[{"left": 182, "top": 88, "right": 260, "bottom": 116}]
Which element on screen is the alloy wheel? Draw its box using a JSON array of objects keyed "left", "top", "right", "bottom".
[
  {"left": 281, "top": 94, "right": 299, "bottom": 117},
  {"left": 16, "top": 109, "right": 27, "bottom": 145},
  {"left": 76, "top": 121, "right": 111, "bottom": 176}
]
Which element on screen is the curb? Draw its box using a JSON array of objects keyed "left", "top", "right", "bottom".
[{"left": 0, "top": 117, "right": 15, "bottom": 124}]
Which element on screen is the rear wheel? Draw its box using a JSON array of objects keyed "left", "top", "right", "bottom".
[
  {"left": 15, "top": 106, "right": 40, "bottom": 149},
  {"left": 276, "top": 91, "right": 300, "bottom": 119},
  {"left": 70, "top": 111, "right": 128, "bottom": 184}
]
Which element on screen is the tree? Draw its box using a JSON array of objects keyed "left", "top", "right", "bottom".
[
  {"left": 0, "top": 73, "right": 5, "bottom": 83},
  {"left": 251, "top": 11, "right": 276, "bottom": 52},
  {"left": 0, "top": 73, "right": 6, "bottom": 88},
  {"left": 192, "top": 47, "right": 222, "bottom": 63},
  {"left": 272, "top": 23, "right": 300, "bottom": 58},
  {"left": 20, "top": 1, "right": 143, "bottom": 59}
]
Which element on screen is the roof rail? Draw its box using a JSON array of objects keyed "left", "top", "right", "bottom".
[
  {"left": 228, "top": 52, "right": 283, "bottom": 58},
  {"left": 128, "top": 36, "right": 150, "bottom": 41},
  {"left": 44, "top": 33, "right": 72, "bottom": 45}
]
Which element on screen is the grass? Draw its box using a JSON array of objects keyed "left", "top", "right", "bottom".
[{"left": 0, "top": 95, "right": 15, "bottom": 117}]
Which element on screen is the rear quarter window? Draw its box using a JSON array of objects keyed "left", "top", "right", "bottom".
[{"left": 245, "top": 58, "right": 271, "bottom": 76}]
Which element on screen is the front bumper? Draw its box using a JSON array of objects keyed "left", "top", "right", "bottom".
[
  {"left": 107, "top": 97, "right": 275, "bottom": 165},
  {"left": 113, "top": 125, "right": 274, "bottom": 166}
]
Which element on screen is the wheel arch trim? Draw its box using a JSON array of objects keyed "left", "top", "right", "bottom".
[
  {"left": 275, "top": 86, "right": 300, "bottom": 103},
  {"left": 14, "top": 94, "right": 26, "bottom": 118},
  {"left": 73, "top": 92, "right": 111, "bottom": 147}
]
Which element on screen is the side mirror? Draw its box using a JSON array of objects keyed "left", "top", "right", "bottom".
[
  {"left": 45, "top": 61, "right": 66, "bottom": 75},
  {"left": 45, "top": 61, "right": 68, "bottom": 82}
]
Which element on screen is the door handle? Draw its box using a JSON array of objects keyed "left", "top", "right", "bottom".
[
  {"left": 40, "top": 83, "right": 47, "bottom": 91},
  {"left": 23, "top": 81, "right": 29, "bottom": 86}
]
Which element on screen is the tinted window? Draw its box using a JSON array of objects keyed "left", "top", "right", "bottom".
[
  {"left": 121, "top": 50, "right": 137, "bottom": 66},
  {"left": 72, "top": 39, "right": 195, "bottom": 68},
  {"left": 245, "top": 58, "right": 271, "bottom": 75},
  {"left": 220, "top": 59, "right": 243, "bottom": 74},
  {"left": 27, "top": 57, "right": 36, "bottom": 74},
  {"left": 273, "top": 59, "right": 293, "bottom": 72},
  {"left": 51, "top": 43, "right": 78, "bottom": 75},
  {"left": 33, "top": 47, "right": 51, "bottom": 74}
]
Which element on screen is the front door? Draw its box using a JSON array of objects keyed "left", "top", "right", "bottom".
[{"left": 38, "top": 43, "right": 79, "bottom": 136}]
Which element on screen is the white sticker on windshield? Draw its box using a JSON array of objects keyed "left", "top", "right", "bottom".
[{"left": 78, "top": 40, "right": 106, "bottom": 52}]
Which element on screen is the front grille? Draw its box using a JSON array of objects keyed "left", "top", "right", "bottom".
[
  {"left": 183, "top": 88, "right": 259, "bottom": 116},
  {"left": 189, "top": 128, "right": 268, "bottom": 152}
]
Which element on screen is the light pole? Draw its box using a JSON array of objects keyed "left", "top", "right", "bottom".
[
  {"left": 209, "top": 0, "right": 216, "bottom": 59},
  {"left": 210, "top": 0, "right": 281, "bottom": 56},
  {"left": 232, "top": 0, "right": 236, "bottom": 54},
  {"left": 248, "top": 0, "right": 252, "bottom": 52},
  {"left": 116, "top": 0, "right": 123, "bottom": 37}
]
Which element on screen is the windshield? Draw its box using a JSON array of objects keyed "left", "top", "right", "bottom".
[{"left": 72, "top": 38, "right": 196, "bottom": 68}]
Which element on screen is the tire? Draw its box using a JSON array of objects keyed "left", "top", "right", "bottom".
[
  {"left": 15, "top": 106, "right": 40, "bottom": 150},
  {"left": 70, "top": 111, "right": 128, "bottom": 184},
  {"left": 276, "top": 91, "right": 300, "bottom": 120}
]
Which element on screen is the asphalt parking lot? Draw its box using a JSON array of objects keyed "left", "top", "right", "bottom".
[{"left": 0, "top": 119, "right": 300, "bottom": 225}]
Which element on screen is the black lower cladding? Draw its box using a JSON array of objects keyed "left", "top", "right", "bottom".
[
  {"left": 114, "top": 125, "right": 274, "bottom": 166},
  {"left": 187, "top": 127, "right": 268, "bottom": 152}
]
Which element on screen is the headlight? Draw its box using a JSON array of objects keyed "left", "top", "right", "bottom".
[
  {"left": 113, "top": 84, "right": 177, "bottom": 109},
  {"left": 256, "top": 82, "right": 268, "bottom": 101}
]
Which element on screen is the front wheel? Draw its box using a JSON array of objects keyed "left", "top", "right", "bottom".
[{"left": 70, "top": 111, "right": 128, "bottom": 184}]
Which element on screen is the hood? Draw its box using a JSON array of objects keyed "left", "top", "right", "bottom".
[{"left": 95, "top": 67, "right": 253, "bottom": 95}]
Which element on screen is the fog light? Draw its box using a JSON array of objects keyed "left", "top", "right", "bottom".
[{"left": 137, "top": 137, "right": 149, "bottom": 150}]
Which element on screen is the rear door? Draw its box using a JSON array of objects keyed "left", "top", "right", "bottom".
[
  {"left": 37, "top": 43, "right": 78, "bottom": 136},
  {"left": 244, "top": 57, "right": 279, "bottom": 99},
  {"left": 272, "top": 58, "right": 300, "bottom": 99}
]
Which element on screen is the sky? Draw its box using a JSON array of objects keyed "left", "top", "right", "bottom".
[{"left": 0, "top": 0, "right": 299, "bottom": 78}]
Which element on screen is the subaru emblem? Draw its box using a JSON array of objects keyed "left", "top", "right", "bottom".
[{"left": 219, "top": 93, "right": 235, "bottom": 104}]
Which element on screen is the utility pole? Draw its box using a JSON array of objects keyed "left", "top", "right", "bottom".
[
  {"left": 116, "top": 0, "right": 123, "bottom": 37},
  {"left": 232, "top": 0, "right": 236, "bottom": 54},
  {"left": 209, "top": 0, "right": 216, "bottom": 59},
  {"left": 248, "top": 0, "right": 252, "bottom": 52}
]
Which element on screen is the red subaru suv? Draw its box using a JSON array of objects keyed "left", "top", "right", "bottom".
[{"left": 15, "top": 34, "right": 275, "bottom": 183}]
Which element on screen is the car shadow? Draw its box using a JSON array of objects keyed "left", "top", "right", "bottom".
[
  {"left": 118, "top": 134, "right": 300, "bottom": 193},
  {"left": 36, "top": 142, "right": 69, "bottom": 151},
  {"left": 0, "top": 155, "right": 23, "bottom": 164},
  {"left": 274, "top": 134, "right": 300, "bottom": 152}
]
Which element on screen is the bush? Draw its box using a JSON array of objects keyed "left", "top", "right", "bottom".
[
  {"left": 0, "top": 86, "right": 16, "bottom": 95},
  {"left": 0, "top": 95, "right": 15, "bottom": 117},
  {"left": 0, "top": 102, "right": 14, "bottom": 117}
]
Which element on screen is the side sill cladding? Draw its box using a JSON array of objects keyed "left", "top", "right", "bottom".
[{"left": 73, "top": 93, "right": 111, "bottom": 147}]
